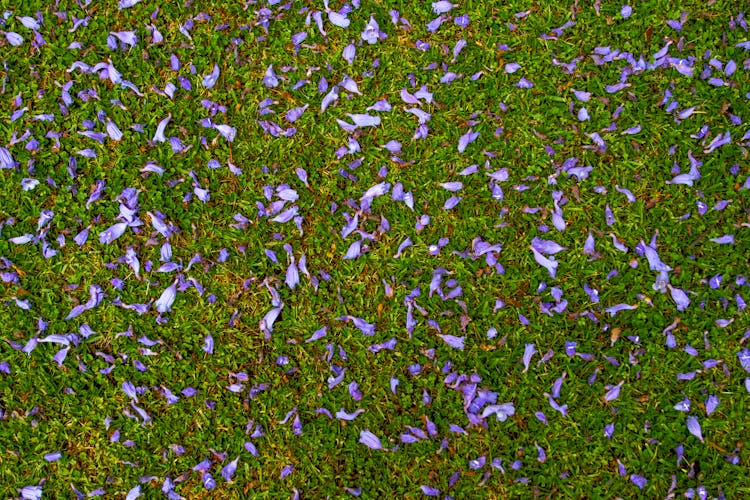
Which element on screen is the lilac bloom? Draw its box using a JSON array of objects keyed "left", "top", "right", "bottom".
[
  {"left": 336, "top": 408, "right": 365, "bottom": 421},
  {"left": 704, "top": 132, "right": 731, "bottom": 154},
  {"left": 630, "top": 474, "right": 647, "bottom": 490},
  {"left": 9, "top": 234, "right": 35, "bottom": 244},
  {"left": 531, "top": 247, "right": 558, "bottom": 278},
  {"left": 604, "top": 381, "right": 624, "bottom": 402},
  {"left": 438, "top": 334, "right": 465, "bottom": 350},
  {"left": 621, "top": 124, "right": 642, "bottom": 135},
  {"left": 421, "top": 485, "right": 440, "bottom": 497},
  {"left": 359, "top": 429, "right": 383, "bottom": 450},
  {"left": 440, "top": 71, "right": 459, "bottom": 83},
  {"left": 505, "top": 62, "right": 521, "bottom": 73},
  {"left": 105, "top": 119, "right": 123, "bottom": 141},
  {"left": 382, "top": 140, "right": 401, "bottom": 153},
  {"left": 738, "top": 349, "right": 750, "bottom": 372},
  {"left": 351, "top": 317, "right": 375, "bottom": 336},
  {"left": 705, "top": 395, "right": 719, "bottom": 416},
  {"left": 605, "top": 303, "right": 637, "bottom": 316},
  {"left": 5, "top": 32, "right": 23, "bottom": 46},
  {"left": 263, "top": 65, "right": 279, "bottom": 87},
  {"left": 20, "top": 486, "right": 42, "bottom": 500},
  {"left": 286, "top": 105, "right": 308, "bottom": 123},
  {"left": 516, "top": 77, "right": 534, "bottom": 88},
  {"left": 328, "top": 11, "right": 350, "bottom": 28},
  {"left": 110, "top": 30, "right": 138, "bottom": 47},
  {"left": 155, "top": 282, "right": 177, "bottom": 313},
  {"left": 668, "top": 285, "right": 690, "bottom": 311},
  {"left": 125, "top": 485, "right": 141, "bottom": 500},
  {"left": 545, "top": 393, "right": 568, "bottom": 417},
  {"left": 604, "top": 423, "right": 615, "bottom": 439},
  {"left": 481, "top": 402, "right": 515, "bottom": 421},
  {"left": 347, "top": 113, "right": 380, "bottom": 127},
  {"left": 321, "top": 87, "right": 339, "bottom": 112},
  {"left": 361, "top": 16, "right": 384, "bottom": 44},
  {"left": 709, "top": 234, "right": 734, "bottom": 244},
  {"left": 203, "top": 334, "right": 214, "bottom": 354},
  {"left": 342, "top": 43, "right": 356, "bottom": 64},
  {"left": 439, "top": 181, "right": 463, "bottom": 192},
  {"left": 99, "top": 222, "right": 128, "bottom": 244},
  {"left": 393, "top": 237, "right": 413, "bottom": 258},
  {"left": 343, "top": 240, "right": 362, "bottom": 260},
  {"left": 457, "top": 129, "right": 479, "bottom": 153},
  {"left": 220, "top": 456, "right": 239, "bottom": 482},
  {"left": 215, "top": 124, "right": 236, "bottom": 142},
  {"left": 432, "top": 1, "right": 455, "bottom": 14},
  {"left": 285, "top": 260, "right": 299, "bottom": 289},
  {"left": 521, "top": 343, "right": 536, "bottom": 373},
  {"left": 686, "top": 416, "right": 704, "bottom": 443},
  {"left": 153, "top": 114, "right": 171, "bottom": 142},
  {"left": 531, "top": 237, "right": 566, "bottom": 255},
  {"left": 621, "top": 5, "right": 632, "bottom": 18}
]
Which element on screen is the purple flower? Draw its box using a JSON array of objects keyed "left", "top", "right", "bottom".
[
  {"left": 359, "top": 429, "right": 383, "bottom": 450},
  {"left": 605, "top": 303, "right": 638, "bottom": 316},
  {"left": 432, "top": 1, "right": 455, "bottom": 14},
  {"left": 521, "top": 343, "right": 536, "bottom": 373},
  {"left": 709, "top": 234, "right": 734, "bottom": 244},
  {"left": 336, "top": 408, "right": 365, "bottom": 421},
  {"left": 6, "top": 32, "right": 23, "bottom": 46},
  {"left": 155, "top": 282, "right": 177, "bottom": 313},
  {"left": 621, "top": 5, "right": 632, "bottom": 18},
  {"left": 280, "top": 464, "right": 294, "bottom": 478},
  {"left": 99, "top": 222, "right": 128, "bottom": 244},
  {"left": 516, "top": 77, "right": 534, "bottom": 88},
  {"left": 705, "top": 395, "right": 719, "bottom": 416},
  {"left": 125, "top": 485, "right": 141, "bottom": 500},
  {"left": 604, "top": 381, "right": 624, "bottom": 402},
  {"left": 328, "top": 11, "right": 350, "bottom": 28},
  {"left": 668, "top": 285, "right": 690, "bottom": 311},
  {"left": 342, "top": 43, "right": 356, "bottom": 64},
  {"left": 457, "top": 129, "right": 479, "bottom": 153},
  {"left": 630, "top": 474, "right": 647, "bottom": 489},
  {"left": 604, "top": 423, "right": 615, "bottom": 439},
  {"left": 531, "top": 247, "right": 558, "bottom": 278},
  {"left": 215, "top": 124, "right": 236, "bottom": 142},
  {"left": 153, "top": 114, "right": 171, "bottom": 142},
  {"left": 438, "top": 334, "right": 465, "bottom": 350},
  {"left": 531, "top": 237, "right": 566, "bottom": 255},
  {"left": 20, "top": 486, "right": 42, "bottom": 500},
  {"left": 421, "top": 485, "right": 440, "bottom": 497},
  {"left": 687, "top": 415, "right": 704, "bottom": 443},
  {"left": 361, "top": 16, "right": 385, "bottom": 44},
  {"left": 347, "top": 113, "right": 381, "bottom": 128},
  {"left": 481, "top": 402, "right": 515, "bottom": 421},
  {"left": 262, "top": 65, "right": 279, "bottom": 88}
]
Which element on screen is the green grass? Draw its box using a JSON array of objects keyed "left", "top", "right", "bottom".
[{"left": 0, "top": 0, "right": 749, "bottom": 498}]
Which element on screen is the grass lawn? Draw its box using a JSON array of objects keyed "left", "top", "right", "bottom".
[{"left": 0, "top": 0, "right": 749, "bottom": 498}]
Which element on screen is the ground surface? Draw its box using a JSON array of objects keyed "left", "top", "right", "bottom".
[{"left": 0, "top": 0, "right": 749, "bottom": 498}]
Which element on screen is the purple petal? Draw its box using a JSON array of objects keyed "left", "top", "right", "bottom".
[
  {"left": 328, "top": 11, "right": 350, "bottom": 28},
  {"left": 438, "top": 334, "right": 465, "bottom": 350},
  {"left": 99, "top": 222, "right": 128, "bottom": 244},
  {"left": 154, "top": 282, "right": 177, "bottom": 313},
  {"left": 359, "top": 429, "right": 383, "bottom": 450},
  {"left": 630, "top": 474, "right": 647, "bottom": 490},
  {"left": 522, "top": 343, "right": 536, "bottom": 373},
  {"left": 686, "top": 415, "right": 704, "bottom": 443},
  {"left": 457, "top": 129, "right": 479, "bottom": 153}
]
